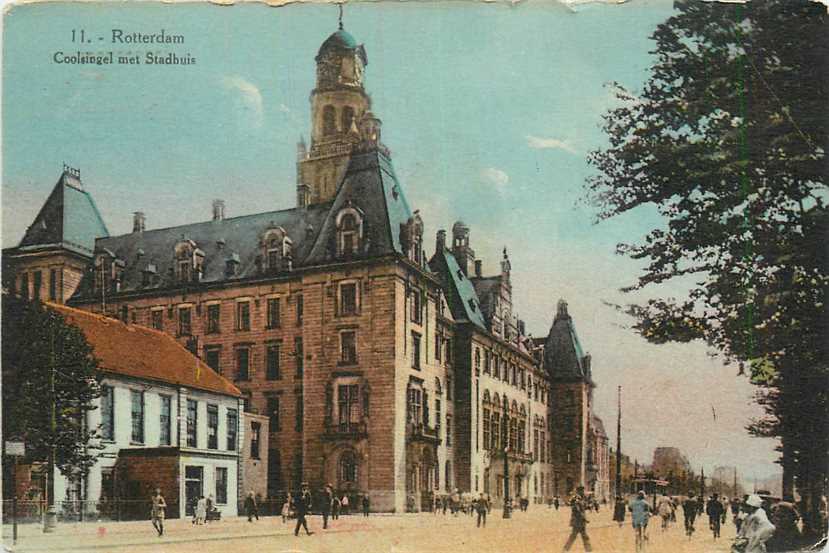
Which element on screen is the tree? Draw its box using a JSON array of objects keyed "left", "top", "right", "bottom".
[
  {"left": 586, "top": 0, "right": 827, "bottom": 535},
  {"left": 2, "top": 295, "right": 103, "bottom": 504}
]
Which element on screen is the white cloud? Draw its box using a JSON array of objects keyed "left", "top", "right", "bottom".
[
  {"left": 480, "top": 167, "right": 510, "bottom": 190},
  {"left": 526, "top": 135, "right": 579, "bottom": 154},
  {"left": 222, "top": 75, "right": 264, "bottom": 127}
]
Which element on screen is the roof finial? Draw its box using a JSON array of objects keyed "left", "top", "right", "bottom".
[{"left": 338, "top": 3, "right": 344, "bottom": 30}]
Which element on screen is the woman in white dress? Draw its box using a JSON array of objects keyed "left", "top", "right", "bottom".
[{"left": 195, "top": 495, "right": 208, "bottom": 525}]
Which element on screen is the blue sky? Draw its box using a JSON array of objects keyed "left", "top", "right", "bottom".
[{"left": 2, "top": 0, "right": 780, "bottom": 484}]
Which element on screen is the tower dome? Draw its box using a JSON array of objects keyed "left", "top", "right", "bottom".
[{"left": 317, "top": 29, "right": 359, "bottom": 57}]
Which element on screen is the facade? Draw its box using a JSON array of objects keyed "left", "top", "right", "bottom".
[
  {"left": 46, "top": 303, "right": 243, "bottom": 519},
  {"left": 4, "top": 22, "right": 610, "bottom": 513}
]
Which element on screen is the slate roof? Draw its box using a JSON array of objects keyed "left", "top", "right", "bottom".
[
  {"left": 543, "top": 300, "right": 593, "bottom": 384},
  {"left": 428, "top": 247, "right": 486, "bottom": 329},
  {"left": 48, "top": 302, "right": 241, "bottom": 398},
  {"left": 15, "top": 171, "right": 109, "bottom": 256},
  {"left": 470, "top": 275, "right": 501, "bottom": 327}
]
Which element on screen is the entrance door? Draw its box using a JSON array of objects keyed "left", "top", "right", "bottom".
[{"left": 184, "top": 466, "right": 203, "bottom": 516}]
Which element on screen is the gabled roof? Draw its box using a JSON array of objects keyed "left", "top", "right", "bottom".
[
  {"left": 429, "top": 247, "right": 486, "bottom": 329},
  {"left": 470, "top": 275, "right": 501, "bottom": 327},
  {"left": 16, "top": 171, "right": 109, "bottom": 256},
  {"left": 305, "top": 149, "right": 414, "bottom": 265},
  {"left": 543, "top": 300, "right": 593, "bottom": 384},
  {"left": 48, "top": 302, "right": 241, "bottom": 398}
]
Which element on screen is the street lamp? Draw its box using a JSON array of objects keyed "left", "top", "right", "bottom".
[{"left": 502, "top": 410, "right": 511, "bottom": 519}]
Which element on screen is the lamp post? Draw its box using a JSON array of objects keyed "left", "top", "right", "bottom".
[{"left": 502, "top": 411, "right": 511, "bottom": 519}]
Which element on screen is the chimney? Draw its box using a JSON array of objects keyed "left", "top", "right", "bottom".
[
  {"left": 212, "top": 199, "right": 226, "bottom": 221},
  {"left": 474, "top": 259, "right": 482, "bottom": 277},
  {"left": 436, "top": 229, "right": 446, "bottom": 252},
  {"left": 133, "top": 212, "right": 146, "bottom": 233}
]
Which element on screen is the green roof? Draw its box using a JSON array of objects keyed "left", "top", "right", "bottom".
[
  {"left": 319, "top": 29, "right": 358, "bottom": 53},
  {"left": 429, "top": 247, "right": 486, "bottom": 329}
]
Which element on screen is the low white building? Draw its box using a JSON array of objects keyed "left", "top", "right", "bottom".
[{"left": 50, "top": 303, "right": 243, "bottom": 519}]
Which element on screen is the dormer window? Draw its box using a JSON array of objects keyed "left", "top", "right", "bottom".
[
  {"left": 94, "top": 250, "right": 124, "bottom": 293},
  {"left": 226, "top": 253, "right": 241, "bottom": 277},
  {"left": 261, "top": 226, "right": 292, "bottom": 274},
  {"left": 336, "top": 206, "right": 364, "bottom": 258},
  {"left": 174, "top": 239, "right": 201, "bottom": 283}
]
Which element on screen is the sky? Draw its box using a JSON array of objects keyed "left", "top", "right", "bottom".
[{"left": 1, "top": 0, "right": 781, "bottom": 486}]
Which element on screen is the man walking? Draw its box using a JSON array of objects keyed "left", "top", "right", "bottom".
[
  {"left": 362, "top": 494, "right": 370, "bottom": 517},
  {"left": 151, "top": 488, "right": 166, "bottom": 537},
  {"left": 707, "top": 493, "right": 725, "bottom": 539},
  {"left": 630, "top": 491, "right": 652, "bottom": 552},
  {"left": 245, "top": 491, "right": 259, "bottom": 522},
  {"left": 613, "top": 496, "right": 626, "bottom": 528},
  {"left": 321, "top": 484, "right": 332, "bottom": 529},
  {"left": 476, "top": 493, "right": 489, "bottom": 528},
  {"left": 562, "top": 486, "right": 592, "bottom": 552},
  {"left": 294, "top": 484, "right": 313, "bottom": 536},
  {"left": 682, "top": 493, "right": 699, "bottom": 537}
]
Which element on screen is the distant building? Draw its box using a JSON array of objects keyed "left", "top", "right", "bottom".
[{"left": 651, "top": 446, "right": 691, "bottom": 480}]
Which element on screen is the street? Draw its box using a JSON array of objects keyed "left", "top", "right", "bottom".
[{"left": 4, "top": 506, "right": 738, "bottom": 553}]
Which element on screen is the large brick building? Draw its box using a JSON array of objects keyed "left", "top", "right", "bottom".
[{"left": 4, "top": 22, "right": 609, "bottom": 512}]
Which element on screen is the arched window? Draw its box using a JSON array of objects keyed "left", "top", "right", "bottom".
[
  {"left": 174, "top": 240, "right": 202, "bottom": 283},
  {"left": 341, "top": 106, "right": 356, "bottom": 134},
  {"left": 336, "top": 207, "right": 364, "bottom": 258},
  {"left": 261, "top": 227, "right": 292, "bottom": 273},
  {"left": 323, "top": 105, "right": 337, "bottom": 136},
  {"left": 482, "top": 389, "right": 491, "bottom": 404},
  {"left": 339, "top": 450, "right": 357, "bottom": 484}
]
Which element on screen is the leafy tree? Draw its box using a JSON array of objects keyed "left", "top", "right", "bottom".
[
  {"left": 2, "top": 296, "right": 103, "bottom": 504},
  {"left": 586, "top": 0, "right": 827, "bottom": 535}
]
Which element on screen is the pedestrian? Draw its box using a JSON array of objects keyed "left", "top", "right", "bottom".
[
  {"left": 630, "top": 491, "right": 652, "bottom": 551},
  {"left": 707, "top": 493, "right": 725, "bottom": 539},
  {"left": 341, "top": 493, "right": 350, "bottom": 515},
  {"left": 195, "top": 495, "right": 207, "bottom": 525},
  {"left": 321, "top": 485, "right": 332, "bottom": 529},
  {"left": 613, "top": 496, "right": 626, "bottom": 528},
  {"left": 332, "top": 495, "right": 341, "bottom": 520},
  {"left": 205, "top": 495, "right": 214, "bottom": 523},
  {"left": 451, "top": 488, "right": 461, "bottom": 516},
  {"left": 735, "top": 494, "right": 776, "bottom": 553},
  {"left": 562, "top": 486, "right": 592, "bottom": 552},
  {"left": 362, "top": 494, "right": 370, "bottom": 517},
  {"left": 554, "top": 496, "right": 560, "bottom": 510},
  {"left": 731, "top": 497, "right": 742, "bottom": 528},
  {"left": 151, "top": 488, "right": 166, "bottom": 537},
  {"left": 476, "top": 492, "right": 489, "bottom": 528},
  {"left": 657, "top": 495, "right": 673, "bottom": 531},
  {"left": 294, "top": 485, "right": 313, "bottom": 536},
  {"left": 245, "top": 490, "right": 259, "bottom": 522},
  {"left": 442, "top": 495, "right": 448, "bottom": 515},
  {"left": 282, "top": 493, "right": 291, "bottom": 523},
  {"left": 682, "top": 493, "right": 699, "bottom": 538}
]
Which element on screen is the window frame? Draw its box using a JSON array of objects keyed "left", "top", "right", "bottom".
[
  {"left": 178, "top": 306, "right": 192, "bottom": 336},
  {"left": 206, "top": 303, "right": 221, "bottom": 334},
  {"left": 186, "top": 399, "right": 198, "bottom": 448},
  {"left": 130, "top": 389, "right": 145, "bottom": 444},
  {"left": 236, "top": 301, "right": 251, "bottom": 332},
  {"left": 266, "top": 341, "right": 282, "bottom": 380},
  {"left": 101, "top": 384, "right": 115, "bottom": 441},
  {"left": 159, "top": 394, "right": 172, "bottom": 446},
  {"left": 339, "top": 330, "right": 358, "bottom": 365},
  {"left": 226, "top": 408, "right": 238, "bottom": 451},
  {"left": 266, "top": 297, "right": 281, "bottom": 329},
  {"left": 207, "top": 404, "right": 219, "bottom": 450},
  {"left": 338, "top": 281, "right": 359, "bottom": 317},
  {"left": 235, "top": 346, "right": 251, "bottom": 381}
]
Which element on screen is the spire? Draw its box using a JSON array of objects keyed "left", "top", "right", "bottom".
[{"left": 338, "top": 3, "right": 344, "bottom": 30}]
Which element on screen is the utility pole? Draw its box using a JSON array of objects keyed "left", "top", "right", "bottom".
[
  {"left": 734, "top": 467, "right": 738, "bottom": 497},
  {"left": 44, "top": 325, "right": 58, "bottom": 532},
  {"left": 615, "top": 386, "right": 622, "bottom": 497},
  {"left": 503, "top": 411, "right": 511, "bottom": 518}
]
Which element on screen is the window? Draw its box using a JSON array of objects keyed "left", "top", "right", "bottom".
[
  {"left": 482, "top": 408, "right": 491, "bottom": 450},
  {"left": 341, "top": 106, "right": 355, "bottom": 133},
  {"left": 267, "top": 298, "right": 281, "bottom": 328},
  {"left": 178, "top": 307, "right": 192, "bottom": 336},
  {"left": 187, "top": 399, "right": 198, "bottom": 447},
  {"left": 435, "top": 334, "right": 442, "bottom": 361},
  {"left": 236, "top": 301, "right": 251, "bottom": 331},
  {"left": 339, "top": 214, "right": 359, "bottom": 256},
  {"left": 322, "top": 105, "right": 336, "bottom": 136},
  {"left": 295, "top": 390, "right": 303, "bottom": 432},
  {"left": 206, "top": 304, "right": 220, "bottom": 334},
  {"left": 410, "top": 288, "right": 422, "bottom": 324},
  {"left": 267, "top": 395, "right": 281, "bottom": 431},
  {"left": 339, "top": 451, "right": 357, "bottom": 484},
  {"left": 207, "top": 404, "right": 219, "bottom": 450},
  {"left": 445, "top": 339, "right": 452, "bottom": 364},
  {"left": 178, "top": 260, "right": 192, "bottom": 283},
  {"left": 484, "top": 351, "right": 491, "bottom": 374},
  {"left": 294, "top": 337, "right": 304, "bottom": 377},
  {"left": 339, "top": 282, "right": 358, "bottom": 316},
  {"left": 266, "top": 342, "right": 281, "bottom": 380},
  {"left": 435, "top": 398, "right": 442, "bottom": 433},
  {"left": 533, "top": 429, "right": 540, "bottom": 461},
  {"left": 130, "top": 390, "right": 144, "bottom": 443},
  {"left": 338, "top": 384, "right": 359, "bottom": 430},
  {"left": 493, "top": 357, "right": 499, "bottom": 379},
  {"left": 49, "top": 269, "right": 57, "bottom": 301},
  {"left": 268, "top": 248, "right": 281, "bottom": 272},
  {"left": 340, "top": 331, "right": 357, "bottom": 365},
  {"left": 204, "top": 347, "right": 221, "bottom": 374},
  {"left": 411, "top": 333, "right": 421, "bottom": 370},
  {"left": 101, "top": 385, "right": 114, "bottom": 441},
  {"left": 446, "top": 375, "right": 453, "bottom": 400},
  {"left": 295, "top": 294, "right": 304, "bottom": 325},
  {"left": 510, "top": 418, "right": 519, "bottom": 451},
  {"left": 446, "top": 414, "right": 452, "bottom": 446},
  {"left": 475, "top": 349, "right": 481, "bottom": 373},
  {"left": 491, "top": 413, "right": 500, "bottom": 450},
  {"left": 250, "top": 421, "right": 261, "bottom": 459},
  {"left": 215, "top": 467, "right": 228, "bottom": 504},
  {"left": 236, "top": 347, "right": 250, "bottom": 381},
  {"left": 159, "top": 395, "right": 172, "bottom": 446},
  {"left": 20, "top": 273, "right": 29, "bottom": 299},
  {"left": 407, "top": 387, "right": 422, "bottom": 424},
  {"left": 226, "top": 408, "right": 238, "bottom": 451},
  {"left": 151, "top": 309, "right": 163, "bottom": 330},
  {"left": 33, "top": 271, "right": 42, "bottom": 300}
]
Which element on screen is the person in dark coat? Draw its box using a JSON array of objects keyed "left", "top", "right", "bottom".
[
  {"left": 244, "top": 491, "right": 259, "bottom": 522},
  {"left": 562, "top": 487, "right": 592, "bottom": 552},
  {"left": 707, "top": 493, "right": 725, "bottom": 539},
  {"left": 613, "top": 496, "right": 626, "bottom": 527},
  {"left": 321, "top": 485, "right": 333, "bottom": 529},
  {"left": 294, "top": 485, "right": 313, "bottom": 536},
  {"left": 362, "top": 495, "right": 370, "bottom": 517},
  {"left": 331, "top": 495, "right": 341, "bottom": 520},
  {"left": 554, "top": 496, "right": 560, "bottom": 510},
  {"left": 682, "top": 494, "right": 699, "bottom": 537},
  {"left": 476, "top": 493, "right": 490, "bottom": 528}
]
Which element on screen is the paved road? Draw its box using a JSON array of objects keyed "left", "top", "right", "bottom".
[{"left": 4, "top": 506, "right": 738, "bottom": 553}]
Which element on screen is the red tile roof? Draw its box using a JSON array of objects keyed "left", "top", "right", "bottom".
[{"left": 47, "top": 302, "right": 241, "bottom": 398}]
